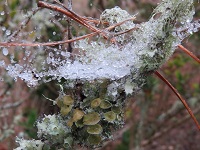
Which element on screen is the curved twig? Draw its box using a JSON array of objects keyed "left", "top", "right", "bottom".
[
  {"left": 0, "top": 32, "right": 98, "bottom": 47},
  {"left": 154, "top": 71, "right": 200, "bottom": 131},
  {"left": 0, "top": 17, "right": 136, "bottom": 47},
  {"left": 141, "top": 106, "right": 200, "bottom": 146},
  {"left": 38, "top": 1, "right": 102, "bottom": 34},
  {"left": 178, "top": 45, "right": 200, "bottom": 63}
]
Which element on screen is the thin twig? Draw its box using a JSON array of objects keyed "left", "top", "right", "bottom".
[
  {"left": 0, "top": 32, "right": 98, "bottom": 47},
  {"left": 141, "top": 106, "right": 200, "bottom": 146},
  {"left": 154, "top": 71, "right": 200, "bottom": 131},
  {"left": 38, "top": 1, "right": 102, "bottom": 34},
  {"left": 0, "top": 17, "right": 136, "bottom": 47},
  {"left": 54, "top": 0, "right": 100, "bottom": 25},
  {"left": 113, "top": 26, "right": 138, "bottom": 37},
  {"left": 54, "top": 0, "right": 73, "bottom": 52},
  {"left": 178, "top": 45, "right": 200, "bottom": 63},
  {"left": 7, "top": 8, "right": 41, "bottom": 42},
  {"left": 67, "top": 0, "right": 73, "bottom": 53},
  {"left": 0, "top": 100, "right": 24, "bottom": 110},
  {"left": 106, "top": 17, "right": 136, "bottom": 31},
  {"left": 82, "top": 17, "right": 100, "bottom": 25}
]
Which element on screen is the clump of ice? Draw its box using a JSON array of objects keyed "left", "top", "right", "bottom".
[
  {"left": 100, "top": 6, "right": 136, "bottom": 32},
  {"left": 0, "top": 0, "right": 197, "bottom": 91}
]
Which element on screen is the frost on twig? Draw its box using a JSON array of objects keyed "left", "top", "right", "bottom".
[{"left": 0, "top": 0, "right": 198, "bottom": 149}]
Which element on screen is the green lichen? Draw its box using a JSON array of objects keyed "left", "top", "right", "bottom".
[
  {"left": 100, "top": 100, "right": 112, "bottom": 109},
  {"left": 83, "top": 112, "right": 101, "bottom": 125},
  {"left": 87, "top": 134, "right": 102, "bottom": 145},
  {"left": 87, "top": 124, "right": 103, "bottom": 134},
  {"left": 14, "top": 139, "right": 44, "bottom": 150},
  {"left": 104, "top": 111, "right": 116, "bottom": 122},
  {"left": 91, "top": 98, "right": 102, "bottom": 108},
  {"left": 72, "top": 109, "right": 84, "bottom": 122},
  {"left": 36, "top": 115, "right": 69, "bottom": 145}
]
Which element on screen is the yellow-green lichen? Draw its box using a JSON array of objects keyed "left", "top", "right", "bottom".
[
  {"left": 83, "top": 112, "right": 100, "bottom": 125},
  {"left": 63, "top": 95, "right": 74, "bottom": 106},
  {"left": 100, "top": 100, "right": 112, "bottom": 109},
  {"left": 111, "top": 106, "right": 121, "bottom": 114},
  {"left": 87, "top": 135, "right": 101, "bottom": 145},
  {"left": 72, "top": 109, "right": 84, "bottom": 122},
  {"left": 87, "top": 124, "right": 103, "bottom": 134},
  {"left": 60, "top": 105, "right": 72, "bottom": 116},
  {"left": 91, "top": 98, "right": 102, "bottom": 108},
  {"left": 104, "top": 111, "right": 116, "bottom": 122}
]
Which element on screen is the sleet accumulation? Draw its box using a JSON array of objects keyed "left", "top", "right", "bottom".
[{"left": 0, "top": 0, "right": 197, "bottom": 89}]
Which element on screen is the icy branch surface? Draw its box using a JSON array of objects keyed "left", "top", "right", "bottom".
[{"left": 0, "top": 0, "right": 195, "bottom": 89}]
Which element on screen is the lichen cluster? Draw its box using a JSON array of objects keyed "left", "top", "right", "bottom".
[
  {"left": 15, "top": 138, "right": 44, "bottom": 150},
  {"left": 55, "top": 80, "right": 126, "bottom": 147}
]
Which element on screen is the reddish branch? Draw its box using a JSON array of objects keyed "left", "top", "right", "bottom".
[
  {"left": 154, "top": 71, "right": 200, "bottom": 131},
  {"left": 0, "top": 17, "right": 136, "bottom": 47},
  {"left": 178, "top": 45, "right": 200, "bottom": 63},
  {"left": 0, "top": 32, "right": 98, "bottom": 47},
  {"left": 0, "top": 0, "right": 136, "bottom": 47},
  {"left": 38, "top": 1, "right": 102, "bottom": 34}
]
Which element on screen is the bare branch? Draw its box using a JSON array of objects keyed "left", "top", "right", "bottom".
[
  {"left": 178, "top": 45, "right": 200, "bottom": 63},
  {"left": 155, "top": 71, "right": 200, "bottom": 131},
  {"left": 0, "top": 17, "right": 136, "bottom": 47},
  {"left": 0, "top": 100, "right": 24, "bottom": 110},
  {"left": 38, "top": 1, "right": 102, "bottom": 34},
  {"left": 0, "top": 32, "right": 98, "bottom": 47},
  {"left": 141, "top": 107, "right": 200, "bottom": 146}
]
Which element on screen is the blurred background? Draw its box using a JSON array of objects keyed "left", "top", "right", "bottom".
[{"left": 0, "top": 0, "right": 200, "bottom": 150}]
